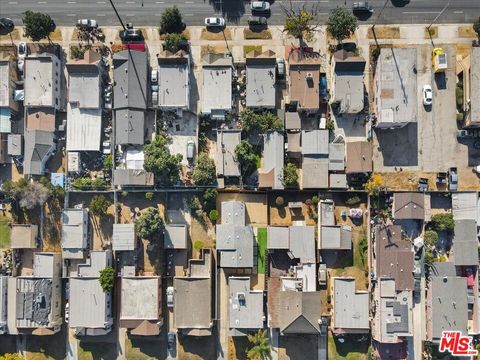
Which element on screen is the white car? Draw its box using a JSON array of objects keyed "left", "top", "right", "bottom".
[
  {"left": 77, "top": 19, "right": 98, "bottom": 29},
  {"left": 205, "top": 17, "right": 225, "bottom": 27},
  {"left": 65, "top": 302, "right": 69, "bottom": 323},
  {"left": 17, "top": 41, "right": 27, "bottom": 60},
  {"left": 17, "top": 59, "right": 24, "bottom": 73},
  {"left": 151, "top": 69, "right": 158, "bottom": 84},
  {"left": 251, "top": 1, "right": 270, "bottom": 11},
  {"left": 152, "top": 91, "right": 158, "bottom": 106},
  {"left": 166, "top": 286, "right": 174, "bottom": 307},
  {"left": 422, "top": 84, "right": 433, "bottom": 106}
]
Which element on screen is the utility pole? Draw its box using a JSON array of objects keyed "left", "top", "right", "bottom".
[
  {"left": 372, "top": 0, "right": 389, "bottom": 31},
  {"left": 108, "top": 0, "right": 127, "bottom": 31},
  {"left": 427, "top": 0, "right": 451, "bottom": 31}
]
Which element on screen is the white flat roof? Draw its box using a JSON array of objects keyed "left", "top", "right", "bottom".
[
  {"left": 202, "top": 66, "right": 232, "bottom": 114},
  {"left": 24, "top": 56, "right": 56, "bottom": 107},
  {"left": 69, "top": 277, "right": 109, "bottom": 329},
  {"left": 66, "top": 103, "right": 102, "bottom": 151},
  {"left": 120, "top": 277, "right": 159, "bottom": 320},
  {"left": 68, "top": 73, "right": 100, "bottom": 109},
  {"left": 159, "top": 63, "right": 189, "bottom": 108},
  {"left": 246, "top": 64, "right": 276, "bottom": 108}
]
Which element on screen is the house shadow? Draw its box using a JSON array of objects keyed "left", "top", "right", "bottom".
[
  {"left": 374, "top": 123, "right": 418, "bottom": 167},
  {"left": 127, "top": 333, "right": 167, "bottom": 359},
  {"left": 322, "top": 249, "right": 353, "bottom": 269},
  {"left": 179, "top": 333, "right": 217, "bottom": 360}
]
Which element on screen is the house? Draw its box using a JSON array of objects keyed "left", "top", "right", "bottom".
[
  {"left": 66, "top": 104, "right": 101, "bottom": 151},
  {"left": 157, "top": 50, "right": 190, "bottom": 111},
  {"left": 216, "top": 129, "right": 241, "bottom": 179},
  {"left": 10, "top": 224, "right": 38, "bottom": 249},
  {"left": 23, "top": 129, "right": 56, "bottom": 176},
  {"left": 119, "top": 276, "right": 162, "bottom": 335},
  {"left": 164, "top": 224, "right": 187, "bottom": 249},
  {"left": 319, "top": 226, "right": 352, "bottom": 250},
  {"left": 62, "top": 209, "right": 88, "bottom": 259},
  {"left": 288, "top": 49, "right": 321, "bottom": 112},
  {"left": 258, "top": 131, "right": 284, "bottom": 189},
  {"left": 113, "top": 169, "right": 154, "bottom": 187},
  {"left": 0, "top": 55, "right": 19, "bottom": 135},
  {"left": 245, "top": 50, "right": 276, "bottom": 109},
  {"left": 329, "top": 143, "right": 345, "bottom": 172},
  {"left": 345, "top": 142, "right": 373, "bottom": 174},
  {"left": 278, "top": 291, "right": 322, "bottom": 335},
  {"left": 202, "top": 53, "right": 232, "bottom": 120},
  {"left": 7, "top": 134, "right": 22, "bottom": 157},
  {"left": 375, "top": 48, "right": 417, "bottom": 129},
  {"left": 330, "top": 50, "right": 366, "bottom": 114},
  {"left": 462, "top": 47, "right": 480, "bottom": 128},
  {"left": 393, "top": 192, "right": 425, "bottom": 220},
  {"left": 0, "top": 276, "right": 7, "bottom": 334},
  {"left": 112, "top": 224, "right": 136, "bottom": 252},
  {"left": 174, "top": 249, "right": 213, "bottom": 336},
  {"left": 332, "top": 278, "right": 369, "bottom": 334},
  {"left": 452, "top": 192, "right": 480, "bottom": 221},
  {"left": 69, "top": 251, "right": 114, "bottom": 336},
  {"left": 301, "top": 130, "right": 329, "bottom": 189},
  {"left": 216, "top": 201, "right": 255, "bottom": 268},
  {"left": 229, "top": 277, "right": 264, "bottom": 336},
  {"left": 452, "top": 219, "right": 479, "bottom": 266},
  {"left": 24, "top": 53, "right": 62, "bottom": 109},
  {"left": 13, "top": 253, "right": 63, "bottom": 335},
  {"left": 113, "top": 50, "right": 148, "bottom": 146}
]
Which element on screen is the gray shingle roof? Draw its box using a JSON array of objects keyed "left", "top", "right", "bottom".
[
  {"left": 278, "top": 291, "right": 321, "bottom": 334},
  {"left": 23, "top": 129, "right": 55, "bottom": 176},
  {"left": 452, "top": 219, "right": 479, "bottom": 266},
  {"left": 114, "top": 108, "right": 145, "bottom": 145},
  {"left": 113, "top": 50, "right": 148, "bottom": 110},
  {"left": 258, "top": 131, "right": 284, "bottom": 189}
]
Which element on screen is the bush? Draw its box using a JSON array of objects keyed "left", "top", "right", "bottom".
[
  {"left": 99, "top": 267, "right": 115, "bottom": 293},
  {"left": 346, "top": 195, "right": 361, "bottom": 206},
  {"left": 311, "top": 196, "right": 319, "bottom": 206},
  {"left": 429, "top": 213, "right": 454, "bottom": 232},
  {"left": 456, "top": 84, "right": 464, "bottom": 108},
  {"left": 189, "top": 195, "right": 202, "bottom": 212},
  {"left": 145, "top": 192, "right": 154, "bottom": 201},
  {"left": 209, "top": 209, "right": 218, "bottom": 222},
  {"left": 194, "top": 240, "right": 205, "bottom": 250},
  {"left": 202, "top": 189, "right": 217, "bottom": 212},
  {"left": 239, "top": 110, "right": 282, "bottom": 135},
  {"left": 163, "top": 33, "right": 188, "bottom": 53},
  {"left": 103, "top": 154, "right": 113, "bottom": 170},
  {"left": 135, "top": 207, "right": 164, "bottom": 240},
  {"left": 192, "top": 153, "right": 216, "bottom": 186},
  {"left": 89, "top": 195, "right": 111, "bottom": 217},
  {"left": 275, "top": 196, "right": 284, "bottom": 207},
  {"left": 235, "top": 140, "right": 259, "bottom": 178},
  {"left": 424, "top": 230, "right": 439, "bottom": 248},
  {"left": 71, "top": 45, "right": 86, "bottom": 60},
  {"left": 372, "top": 47, "right": 381, "bottom": 62},
  {"left": 282, "top": 163, "right": 298, "bottom": 188},
  {"left": 71, "top": 177, "right": 107, "bottom": 190}
]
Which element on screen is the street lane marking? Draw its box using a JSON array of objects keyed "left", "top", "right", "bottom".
[
  {"left": 38, "top": 1, "right": 47, "bottom": 3},
  {"left": 96, "top": 1, "right": 106, "bottom": 3},
  {"left": 126, "top": 1, "right": 136, "bottom": 3},
  {"left": 8, "top": 1, "right": 18, "bottom": 4},
  {"left": 454, "top": 11, "right": 464, "bottom": 14},
  {"left": 67, "top": 1, "right": 76, "bottom": 3},
  {"left": 97, "top": 14, "right": 106, "bottom": 16},
  {"left": 156, "top": 1, "right": 165, "bottom": 3},
  {"left": 67, "top": 14, "right": 76, "bottom": 16},
  {"left": 185, "top": 1, "right": 194, "bottom": 3},
  {"left": 184, "top": 14, "right": 194, "bottom": 16},
  {"left": 402, "top": 11, "right": 440, "bottom": 14}
]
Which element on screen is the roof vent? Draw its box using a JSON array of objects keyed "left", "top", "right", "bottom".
[{"left": 306, "top": 73, "right": 313, "bottom": 80}]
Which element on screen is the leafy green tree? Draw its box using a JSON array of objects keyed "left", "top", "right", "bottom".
[
  {"left": 159, "top": 6, "right": 184, "bottom": 34},
  {"left": 209, "top": 209, "right": 218, "bottom": 222},
  {"left": 144, "top": 134, "right": 183, "bottom": 187},
  {"left": 246, "top": 330, "right": 271, "bottom": 360},
  {"left": 71, "top": 177, "right": 108, "bottom": 190},
  {"left": 22, "top": 11, "right": 56, "bottom": 42},
  {"left": 282, "top": 3, "right": 319, "bottom": 44},
  {"left": 202, "top": 188, "right": 217, "bottom": 212},
  {"left": 89, "top": 195, "right": 112, "bottom": 217},
  {"left": 282, "top": 163, "right": 298, "bottom": 188},
  {"left": 235, "top": 140, "right": 258, "bottom": 178},
  {"left": 327, "top": 7, "right": 358, "bottom": 43},
  {"left": 239, "top": 110, "right": 282, "bottom": 136},
  {"left": 163, "top": 33, "right": 187, "bottom": 53},
  {"left": 424, "top": 230, "right": 439, "bottom": 249},
  {"left": 99, "top": 266, "right": 115, "bottom": 293},
  {"left": 0, "top": 353, "right": 24, "bottom": 360},
  {"left": 135, "top": 207, "right": 164, "bottom": 240},
  {"left": 145, "top": 192, "right": 154, "bottom": 201},
  {"left": 103, "top": 154, "right": 113, "bottom": 171},
  {"left": 192, "top": 153, "right": 216, "bottom": 186},
  {"left": 39, "top": 176, "right": 64, "bottom": 201},
  {"left": 429, "top": 213, "right": 454, "bottom": 232}
]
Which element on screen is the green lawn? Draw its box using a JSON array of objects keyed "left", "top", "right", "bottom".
[
  {"left": 353, "top": 232, "right": 368, "bottom": 272},
  {"left": 0, "top": 216, "right": 10, "bottom": 249},
  {"left": 125, "top": 335, "right": 165, "bottom": 360},
  {"left": 327, "top": 335, "right": 370, "bottom": 360},
  {"left": 78, "top": 341, "right": 117, "bottom": 360},
  {"left": 257, "top": 228, "right": 267, "bottom": 274}
]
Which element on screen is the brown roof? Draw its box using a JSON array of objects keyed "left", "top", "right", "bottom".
[
  {"left": 278, "top": 291, "right": 322, "bottom": 334},
  {"left": 393, "top": 192, "right": 425, "bottom": 220},
  {"left": 288, "top": 50, "right": 320, "bottom": 110},
  {"left": 345, "top": 142, "right": 373, "bottom": 173},
  {"left": 129, "top": 320, "right": 161, "bottom": 336},
  {"left": 25, "top": 108, "right": 55, "bottom": 132},
  {"left": 267, "top": 277, "right": 281, "bottom": 328},
  {"left": 375, "top": 225, "right": 414, "bottom": 291}
]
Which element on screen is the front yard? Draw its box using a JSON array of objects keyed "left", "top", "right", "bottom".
[{"left": 125, "top": 334, "right": 166, "bottom": 360}]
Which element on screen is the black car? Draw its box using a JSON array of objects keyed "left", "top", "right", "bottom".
[
  {"left": 120, "top": 28, "right": 144, "bottom": 42},
  {"left": 352, "top": 2, "right": 374, "bottom": 13},
  {"left": 248, "top": 16, "right": 267, "bottom": 26},
  {"left": 167, "top": 332, "right": 176, "bottom": 352}
]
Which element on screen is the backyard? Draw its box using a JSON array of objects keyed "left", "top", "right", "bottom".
[
  {"left": 257, "top": 228, "right": 267, "bottom": 274},
  {"left": 268, "top": 192, "right": 319, "bottom": 226},
  {"left": 327, "top": 334, "right": 370, "bottom": 360},
  {"left": 0, "top": 216, "right": 10, "bottom": 248},
  {"left": 77, "top": 340, "right": 117, "bottom": 360}
]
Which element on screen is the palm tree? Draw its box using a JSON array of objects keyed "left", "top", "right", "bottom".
[{"left": 246, "top": 330, "right": 271, "bottom": 360}]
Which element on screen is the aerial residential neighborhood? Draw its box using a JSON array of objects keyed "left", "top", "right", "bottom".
[{"left": 1, "top": 1, "right": 480, "bottom": 359}]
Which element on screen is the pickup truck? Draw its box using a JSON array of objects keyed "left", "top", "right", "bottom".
[{"left": 448, "top": 167, "right": 458, "bottom": 191}]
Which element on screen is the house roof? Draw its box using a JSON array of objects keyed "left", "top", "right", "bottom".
[
  {"left": 320, "top": 226, "right": 352, "bottom": 250},
  {"left": 113, "top": 169, "right": 154, "bottom": 186},
  {"left": 267, "top": 226, "right": 289, "bottom": 249},
  {"left": 393, "top": 192, "right": 425, "bottom": 220},
  {"left": 258, "top": 131, "right": 284, "bottom": 189},
  {"left": 329, "top": 173, "right": 348, "bottom": 189},
  {"left": 25, "top": 107, "right": 55, "bottom": 132},
  {"left": 66, "top": 103, "right": 101, "bottom": 151},
  {"left": 469, "top": 47, "right": 480, "bottom": 125},
  {"left": 289, "top": 226, "right": 316, "bottom": 263},
  {"left": 287, "top": 132, "right": 301, "bottom": 153},
  {"left": 319, "top": 200, "right": 335, "bottom": 226},
  {"left": 23, "top": 129, "right": 54, "bottom": 176},
  {"left": 174, "top": 276, "right": 212, "bottom": 330},
  {"left": 120, "top": 277, "right": 160, "bottom": 321},
  {"left": 285, "top": 112, "right": 301, "bottom": 130},
  {"left": 301, "top": 130, "right": 329, "bottom": 155},
  {"left": 302, "top": 157, "right": 329, "bottom": 189},
  {"left": 229, "top": 277, "right": 264, "bottom": 332},
  {"left": 216, "top": 130, "right": 241, "bottom": 177},
  {"left": 288, "top": 50, "right": 320, "bottom": 110},
  {"left": 329, "top": 143, "right": 345, "bottom": 171},
  {"left": 221, "top": 201, "right": 246, "bottom": 225},
  {"left": 10, "top": 224, "right": 38, "bottom": 249},
  {"left": 333, "top": 278, "right": 369, "bottom": 330},
  {"left": 158, "top": 50, "right": 189, "bottom": 109},
  {"left": 202, "top": 54, "right": 232, "bottom": 114},
  {"left": 164, "top": 224, "right": 187, "bottom": 249},
  {"left": 114, "top": 108, "right": 145, "bottom": 145},
  {"left": 67, "top": 52, "right": 101, "bottom": 109},
  {"left": 345, "top": 142, "right": 372, "bottom": 173},
  {"left": 76, "top": 250, "right": 112, "bottom": 277},
  {"left": 375, "top": 225, "right": 414, "bottom": 291},
  {"left": 452, "top": 219, "right": 479, "bottom": 266},
  {"left": 62, "top": 209, "right": 88, "bottom": 257},
  {"left": 69, "top": 277, "right": 109, "bottom": 329},
  {"left": 216, "top": 225, "right": 254, "bottom": 268},
  {"left": 112, "top": 224, "right": 136, "bottom": 251},
  {"left": 452, "top": 192, "right": 479, "bottom": 221},
  {"left": 113, "top": 50, "right": 148, "bottom": 110},
  {"left": 24, "top": 54, "right": 58, "bottom": 107},
  {"left": 278, "top": 291, "right": 321, "bottom": 334},
  {"left": 246, "top": 51, "right": 276, "bottom": 108}
]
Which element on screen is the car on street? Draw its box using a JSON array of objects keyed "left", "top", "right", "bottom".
[
  {"left": 251, "top": 1, "right": 270, "bottom": 11},
  {"left": 167, "top": 332, "right": 176, "bottom": 352},
  {"left": 205, "top": 17, "right": 225, "bottom": 27},
  {"left": 352, "top": 2, "right": 374, "bottom": 13},
  {"left": 166, "top": 286, "right": 174, "bottom": 307},
  {"left": 65, "top": 302, "right": 69, "bottom": 323},
  {"left": 17, "top": 42, "right": 27, "bottom": 61},
  {"left": 318, "top": 263, "right": 327, "bottom": 286},
  {"left": 247, "top": 16, "right": 267, "bottom": 26},
  {"left": 422, "top": 84, "right": 433, "bottom": 106},
  {"left": 77, "top": 19, "right": 98, "bottom": 29}
]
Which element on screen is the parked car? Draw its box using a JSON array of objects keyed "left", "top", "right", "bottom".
[
  {"left": 104, "top": 93, "right": 112, "bottom": 109},
  {"left": 17, "top": 60, "right": 24, "bottom": 73},
  {"left": 248, "top": 16, "right": 267, "bottom": 26},
  {"left": 65, "top": 302, "right": 69, "bottom": 323},
  {"left": 276, "top": 58, "right": 285, "bottom": 78},
  {"left": 422, "top": 84, "right": 433, "bottom": 106},
  {"left": 251, "top": 1, "right": 270, "bottom": 11},
  {"left": 166, "top": 286, "right": 174, "bottom": 307},
  {"left": 448, "top": 167, "right": 458, "bottom": 191},
  {"left": 318, "top": 263, "right": 327, "bottom": 286},
  {"left": 205, "top": 17, "right": 225, "bottom": 27},
  {"left": 167, "top": 332, "right": 176, "bottom": 352},
  {"left": 103, "top": 140, "right": 111, "bottom": 155},
  {"left": 320, "top": 75, "right": 328, "bottom": 100},
  {"left": 152, "top": 91, "right": 158, "bottom": 107},
  {"left": 186, "top": 140, "right": 195, "bottom": 161},
  {"left": 17, "top": 41, "right": 27, "bottom": 61},
  {"left": 77, "top": 19, "right": 98, "bottom": 29},
  {"left": 151, "top": 69, "right": 158, "bottom": 84},
  {"left": 120, "top": 28, "right": 144, "bottom": 42},
  {"left": 352, "top": 2, "right": 373, "bottom": 13},
  {"left": 151, "top": 83, "right": 159, "bottom": 92}
]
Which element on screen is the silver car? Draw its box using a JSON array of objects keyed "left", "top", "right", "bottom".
[
  {"left": 205, "top": 17, "right": 225, "bottom": 27},
  {"left": 251, "top": 1, "right": 270, "bottom": 11},
  {"left": 167, "top": 286, "right": 174, "bottom": 307}
]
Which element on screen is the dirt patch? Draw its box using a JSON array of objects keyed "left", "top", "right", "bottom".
[
  {"left": 201, "top": 28, "right": 232, "bottom": 41},
  {"left": 379, "top": 171, "right": 440, "bottom": 191},
  {"left": 244, "top": 28, "right": 272, "bottom": 40},
  {"left": 367, "top": 26, "right": 400, "bottom": 39},
  {"left": 457, "top": 43, "right": 472, "bottom": 59},
  {"left": 458, "top": 25, "right": 477, "bottom": 38},
  {"left": 0, "top": 29, "right": 20, "bottom": 41},
  {"left": 244, "top": 45, "right": 262, "bottom": 57},
  {"left": 48, "top": 29, "right": 63, "bottom": 42},
  {"left": 200, "top": 44, "right": 228, "bottom": 58},
  {"left": 218, "top": 193, "right": 268, "bottom": 226},
  {"left": 268, "top": 192, "right": 318, "bottom": 226},
  {"left": 425, "top": 26, "right": 438, "bottom": 39},
  {"left": 42, "top": 201, "right": 63, "bottom": 252}
]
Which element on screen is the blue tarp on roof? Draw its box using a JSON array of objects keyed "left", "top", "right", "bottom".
[
  {"left": 0, "top": 107, "right": 11, "bottom": 133},
  {"left": 51, "top": 173, "right": 65, "bottom": 188}
]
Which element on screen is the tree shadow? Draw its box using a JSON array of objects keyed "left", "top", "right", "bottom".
[{"left": 145, "top": 239, "right": 164, "bottom": 275}]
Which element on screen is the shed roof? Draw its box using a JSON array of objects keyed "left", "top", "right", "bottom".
[
  {"left": 10, "top": 224, "right": 38, "bottom": 249},
  {"left": 345, "top": 142, "right": 372, "bottom": 173},
  {"left": 469, "top": 47, "right": 480, "bottom": 125},
  {"left": 7, "top": 134, "right": 22, "bottom": 156},
  {"left": 113, "top": 169, "right": 154, "bottom": 186},
  {"left": 285, "top": 112, "right": 301, "bottom": 130},
  {"left": 112, "top": 224, "right": 136, "bottom": 251},
  {"left": 164, "top": 224, "right": 187, "bottom": 249}
]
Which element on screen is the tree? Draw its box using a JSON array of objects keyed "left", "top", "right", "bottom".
[
  {"left": 424, "top": 230, "right": 439, "bottom": 249},
  {"left": 192, "top": 153, "right": 216, "bottom": 186},
  {"left": 99, "top": 266, "right": 115, "bottom": 293},
  {"left": 235, "top": 140, "right": 258, "bottom": 177},
  {"left": 89, "top": 195, "right": 112, "bottom": 217},
  {"left": 145, "top": 192, "right": 154, "bottom": 201},
  {"left": 209, "top": 209, "right": 218, "bottom": 222},
  {"left": 159, "top": 6, "right": 184, "bottom": 34},
  {"left": 474, "top": 17, "right": 480, "bottom": 39},
  {"left": 0, "top": 354, "right": 23, "bottom": 360},
  {"left": 327, "top": 7, "right": 358, "bottom": 44},
  {"left": 163, "top": 33, "right": 187, "bottom": 53},
  {"left": 282, "top": 163, "right": 298, "bottom": 188},
  {"left": 282, "top": 1, "right": 320, "bottom": 45},
  {"left": 18, "top": 182, "right": 49, "bottom": 209},
  {"left": 202, "top": 188, "right": 217, "bottom": 212},
  {"left": 103, "top": 154, "right": 113, "bottom": 171},
  {"left": 364, "top": 173, "right": 384, "bottom": 196},
  {"left": 144, "top": 134, "right": 183, "bottom": 187},
  {"left": 429, "top": 213, "right": 454, "bottom": 232},
  {"left": 135, "top": 207, "right": 164, "bottom": 240},
  {"left": 39, "top": 176, "right": 64, "bottom": 201},
  {"left": 275, "top": 196, "right": 284, "bottom": 207},
  {"left": 22, "top": 11, "right": 56, "bottom": 42},
  {"left": 246, "top": 330, "right": 271, "bottom": 360},
  {"left": 239, "top": 110, "right": 282, "bottom": 136}
]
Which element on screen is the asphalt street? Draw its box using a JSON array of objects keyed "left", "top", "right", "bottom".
[{"left": 1, "top": 0, "right": 479, "bottom": 27}]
